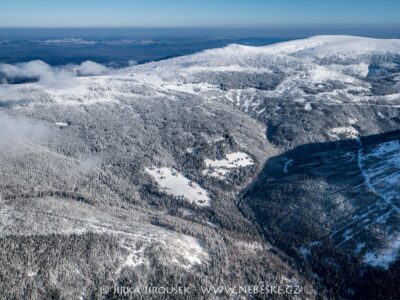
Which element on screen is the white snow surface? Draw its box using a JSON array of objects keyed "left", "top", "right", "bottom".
[
  {"left": 205, "top": 152, "right": 254, "bottom": 168},
  {"left": 358, "top": 140, "right": 400, "bottom": 269},
  {"left": 55, "top": 122, "right": 68, "bottom": 127},
  {"left": 235, "top": 240, "right": 264, "bottom": 252},
  {"left": 328, "top": 126, "right": 359, "bottom": 140},
  {"left": 364, "top": 234, "right": 400, "bottom": 270},
  {"left": 145, "top": 167, "right": 210, "bottom": 207},
  {"left": 2, "top": 36, "right": 400, "bottom": 124},
  {"left": 358, "top": 140, "right": 400, "bottom": 203},
  {"left": 0, "top": 197, "right": 210, "bottom": 271},
  {"left": 118, "top": 35, "right": 400, "bottom": 126},
  {"left": 202, "top": 168, "right": 230, "bottom": 180},
  {"left": 169, "top": 235, "right": 210, "bottom": 268},
  {"left": 202, "top": 152, "right": 254, "bottom": 180}
]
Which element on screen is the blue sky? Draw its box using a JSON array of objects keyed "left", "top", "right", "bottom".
[{"left": 0, "top": 0, "right": 399, "bottom": 27}]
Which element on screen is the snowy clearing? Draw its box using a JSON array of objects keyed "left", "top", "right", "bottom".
[
  {"left": 201, "top": 168, "right": 230, "bottom": 180},
  {"left": 145, "top": 167, "right": 210, "bottom": 207},
  {"left": 328, "top": 126, "right": 359, "bottom": 140},
  {"left": 357, "top": 140, "right": 400, "bottom": 269},
  {"left": 205, "top": 152, "right": 254, "bottom": 168},
  {"left": 170, "top": 235, "right": 210, "bottom": 268},
  {"left": 235, "top": 240, "right": 264, "bottom": 253},
  {"left": 364, "top": 235, "right": 400, "bottom": 270},
  {"left": 202, "top": 152, "right": 254, "bottom": 180},
  {"left": 55, "top": 122, "right": 69, "bottom": 127},
  {"left": 358, "top": 140, "right": 400, "bottom": 203}
]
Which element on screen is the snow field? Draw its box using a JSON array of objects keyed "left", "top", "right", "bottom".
[{"left": 145, "top": 167, "right": 211, "bottom": 207}]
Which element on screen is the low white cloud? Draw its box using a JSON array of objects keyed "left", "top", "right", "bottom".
[
  {"left": 38, "top": 38, "right": 97, "bottom": 45},
  {"left": 36, "top": 38, "right": 157, "bottom": 46},
  {"left": 134, "top": 39, "right": 155, "bottom": 46},
  {"left": 74, "top": 156, "right": 102, "bottom": 175},
  {"left": 0, "top": 60, "right": 81, "bottom": 92},
  {"left": 0, "top": 63, "right": 23, "bottom": 78},
  {"left": 128, "top": 60, "right": 138, "bottom": 66},
  {"left": 0, "top": 60, "right": 112, "bottom": 103},
  {"left": 102, "top": 39, "right": 156, "bottom": 46},
  {"left": 0, "top": 115, "right": 49, "bottom": 153},
  {"left": 75, "top": 61, "right": 108, "bottom": 76},
  {"left": 0, "top": 60, "right": 111, "bottom": 85},
  {"left": 0, "top": 60, "right": 53, "bottom": 80},
  {"left": 0, "top": 86, "right": 27, "bottom": 101}
]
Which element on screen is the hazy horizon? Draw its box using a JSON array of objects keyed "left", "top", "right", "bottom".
[
  {"left": 1, "top": 0, "right": 399, "bottom": 27},
  {"left": 0, "top": 25, "right": 399, "bottom": 40}
]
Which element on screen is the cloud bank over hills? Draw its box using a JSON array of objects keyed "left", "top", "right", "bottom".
[{"left": 0, "top": 60, "right": 110, "bottom": 84}]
